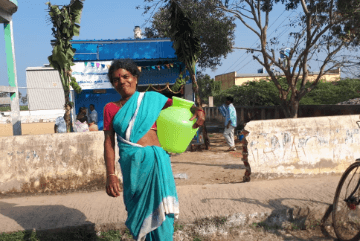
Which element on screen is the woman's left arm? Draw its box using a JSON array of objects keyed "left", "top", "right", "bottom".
[{"left": 189, "top": 106, "right": 205, "bottom": 129}]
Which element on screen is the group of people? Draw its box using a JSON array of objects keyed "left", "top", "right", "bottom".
[{"left": 54, "top": 104, "right": 98, "bottom": 133}]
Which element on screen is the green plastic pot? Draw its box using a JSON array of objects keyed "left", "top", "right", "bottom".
[{"left": 157, "top": 97, "right": 199, "bottom": 153}]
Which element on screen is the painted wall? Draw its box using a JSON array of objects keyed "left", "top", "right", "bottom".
[
  {"left": 245, "top": 115, "right": 360, "bottom": 178},
  {"left": 0, "top": 132, "right": 121, "bottom": 194},
  {"left": 235, "top": 72, "right": 340, "bottom": 87},
  {"left": 214, "top": 72, "right": 236, "bottom": 90},
  {"left": 216, "top": 69, "right": 341, "bottom": 91}
]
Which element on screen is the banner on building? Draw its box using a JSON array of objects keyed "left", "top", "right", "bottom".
[
  {"left": 71, "top": 61, "right": 113, "bottom": 90},
  {"left": 71, "top": 61, "right": 185, "bottom": 90}
]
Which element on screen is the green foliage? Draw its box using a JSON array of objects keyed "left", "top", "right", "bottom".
[
  {"left": 300, "top": 78, "right": 360, "bottom": 105},
  {"left": 171, "top": 70, "right": 189, "bottom": 92},
  {"left": 144, "top": 0, "right": 236, "bottom": 70},
  {"left": 47, "top": 0, "right": 84, "bottom": 101},
  {"left": 0, "top": 106, "right": 29, "bottom": 111},
  {"left": 213, "top": 78, "right": 282, "bottom": 107},
  {"left": 98, "top": 230, "right": 122, "bottom": 240},
  {"left": 168, "top": 0, "right": 201, "bottom": 76},
  {"left": 213, "top": 78, "right": 360, "bottom": 106},
  {"left": 197, "top": 73, "right": 221, "bottom": 103}
]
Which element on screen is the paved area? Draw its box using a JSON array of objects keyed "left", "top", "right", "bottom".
[{"left": 0, "top": 175, "right": 341, "bottom": 233}]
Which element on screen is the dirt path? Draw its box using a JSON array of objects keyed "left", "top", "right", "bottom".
[
  {"left": 171, "top": 133, "right": 246, "bottom": 186},
  {"left": 0, "top": 122, "right": 56, "bottom": 137}
]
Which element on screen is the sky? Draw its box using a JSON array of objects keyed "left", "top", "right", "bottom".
[{"left": 0, "top": 0, "right": 352, "bottom": 99}]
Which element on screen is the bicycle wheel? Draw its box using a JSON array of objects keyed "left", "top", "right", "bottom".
[{"left": 333, "top": 162, "right": 360, "bottom": 241}]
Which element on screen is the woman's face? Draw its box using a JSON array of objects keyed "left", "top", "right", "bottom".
[{"left": 112, "top": 68, "right": 137, "bottom": 98}]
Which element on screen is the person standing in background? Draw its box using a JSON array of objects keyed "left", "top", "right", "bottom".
[
  {"left": 74, "top": 107, "right": 89, "bottom": 132},
  {"left": 88, "top": 104, "right": 99, "bottom": 131},
  {"left": 54, "top": 114, "right": 67, "bottom": 133},
  {"left": 223, "top": 96, "right": 237, "bottom": 151}
]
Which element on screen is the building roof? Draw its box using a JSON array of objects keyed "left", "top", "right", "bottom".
[
  {"left": 69, "top": 38, "right": 178, "bottom": 62},
  {"left": 26, "top": 67, "right": 65, "bottom": 111}
]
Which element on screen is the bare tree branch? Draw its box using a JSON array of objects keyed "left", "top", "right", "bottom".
[{"left": 218, "top": 5, "right": 261, "bottom": 38}]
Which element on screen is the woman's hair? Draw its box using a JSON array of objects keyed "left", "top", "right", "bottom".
[
  {"left": 77, "top": 107, "right": 87, "bottom": 122},
  {"left": 107, "top": 59, "right": 141, "bottom": 84},
  {"left": 226, "top": 96, "right": 234, "bottom": 103}
]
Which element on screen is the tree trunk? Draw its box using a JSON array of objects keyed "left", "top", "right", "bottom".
[
  {"left": 190, "top": 73, "right": 210, "bottom": 150},
  {"left": 64, "top": 93, "right": 72, "bottom": 133},
  {"left": 281, "top": 99, "right": 299, "bottom": 118},
  {"left": 290, "top": 100, "right": 299, "bottom": 118}
]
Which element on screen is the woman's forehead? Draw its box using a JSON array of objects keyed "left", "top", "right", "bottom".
[{"left": 113, "top": 68, "right": 132, "bottom": 76}]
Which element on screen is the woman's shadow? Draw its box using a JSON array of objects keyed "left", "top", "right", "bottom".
[{"left": 0, "top": 201, "right": 95, "bottom": 237}]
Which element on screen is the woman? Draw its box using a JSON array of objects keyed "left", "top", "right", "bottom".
[
  {"left": 103, "top": 59, "right": 205, "bottom": 240},
  {"left": 74, "top": 107, "right": 89, "bottom": 132}
]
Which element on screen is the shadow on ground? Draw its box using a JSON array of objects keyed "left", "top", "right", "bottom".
[{"left": 0, "top": 201, "right": 95, "bottom": 235}]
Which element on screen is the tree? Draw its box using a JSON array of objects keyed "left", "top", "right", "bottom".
[
  {"left": 17, "top": 91, "right": 27, "bottom": 105},
  {"left": 142, "top": 0, "right": 236, "bottom": 70},
  {"left": 214, "top": 0, "right": 360, "bottom": 118},
  {"left": 197, "top": 73, "right": 221, "bottom": 104},
  {"left": 168, "top": 0, "right": 210, "bottom": 149},
  {"left": 46, "top": 0, "right": 84, "bottom": 132}
]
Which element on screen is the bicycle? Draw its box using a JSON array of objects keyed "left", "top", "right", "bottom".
[{"left": 332, "top": 121, "right": 360, "bottom": 241}]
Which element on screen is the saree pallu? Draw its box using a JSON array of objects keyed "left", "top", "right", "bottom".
[{"left": 113, "top": 91, "right": 179, "bottom": 241}]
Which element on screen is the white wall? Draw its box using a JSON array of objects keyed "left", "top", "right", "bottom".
[
  {"left": 246, "top": 115, "right": 360, "bottom": 177},
  {"left": 0, "top": 109, "right": 65, "bottom": 124}
]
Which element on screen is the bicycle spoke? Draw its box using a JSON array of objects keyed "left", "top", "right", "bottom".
[{"left": 333, "top": 163, "right": 360, "bottom": 241}]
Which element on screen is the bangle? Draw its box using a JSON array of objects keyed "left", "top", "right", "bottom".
[{"left": 107, "top": 173, "right": 117, "bottom": 178}]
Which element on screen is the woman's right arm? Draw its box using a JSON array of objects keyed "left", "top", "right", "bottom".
[
  {"left": 103, "top": 103, "right": 122, "bottom": 197},
  {"left": 104, "top": 130, "right": 122, "bottom": 197}
]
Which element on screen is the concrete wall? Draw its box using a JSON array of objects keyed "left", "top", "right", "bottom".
[
  {"left": 234, "top": 72, "right": 340, "bottom": 87},
  {"left": 245, "top": 115, "right": 360, "bottom": 177},
  {"left": 0, "top": 132, "right": 121, "bottom": 194},
  {"left": 0, "top": 109, "right": 65, "bottom": 124}
]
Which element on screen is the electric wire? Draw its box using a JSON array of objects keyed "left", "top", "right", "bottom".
[
  {"left": 227, "top": 10, "right": 296, "bottom": 73},
  {"left": 224, "top": 9, "right": 287, "bottom": 73}
]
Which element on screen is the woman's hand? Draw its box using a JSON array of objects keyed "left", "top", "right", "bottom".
[
  {"left": 189, "top": 108, "right": 205, "bottom": 129},
  {"left": 106, "top": 175, "right": 122, "bottom": 197}
]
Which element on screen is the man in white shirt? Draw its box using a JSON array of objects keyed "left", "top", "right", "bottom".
[{"left": 88, "top": 104, "right": 98, "bottom": 131}]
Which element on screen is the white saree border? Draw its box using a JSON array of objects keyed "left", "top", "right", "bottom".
[
  {"left": 137, "top": 196, "right": 180, "bottom": 241},
  {"left": 126, "top": 92, "right": 145, "bottom": 141}
]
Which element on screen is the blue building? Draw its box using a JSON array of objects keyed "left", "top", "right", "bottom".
[{"left": 69, "top": 37, "right": 194, "bottom": 130}]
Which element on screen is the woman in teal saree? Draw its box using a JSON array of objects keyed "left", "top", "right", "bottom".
[{"left": 103, "top": 59, "right": 205, "bottom": 240}]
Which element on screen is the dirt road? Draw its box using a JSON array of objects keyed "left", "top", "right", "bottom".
[{"left": 0, "top": 122, "right": 55, "bottom": 137}]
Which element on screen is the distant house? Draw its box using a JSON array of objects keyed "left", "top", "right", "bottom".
[
  {"left": 215, "top": 68, "right": 341, "bottom": 91},
  {"left": 26, "top": 66, "right": 65, "bottom": 111}
]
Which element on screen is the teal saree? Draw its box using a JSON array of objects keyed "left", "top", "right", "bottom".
[{"left": 113, "top": 91, "right": 179, "bottom": 241}]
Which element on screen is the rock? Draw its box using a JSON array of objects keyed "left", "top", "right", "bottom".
[{"left": 337, "top": 98, "right": 360, "bottom": 105}]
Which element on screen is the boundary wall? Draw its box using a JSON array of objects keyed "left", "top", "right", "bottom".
[
  {"left": 0, "top": 131, "right": 121, "bottom": 194},
  {"left": 245, "top": 115, "right": 360, "bottom": 177},
  {"left": 0, "top": 109, "right": 65, "bottom": 124}
]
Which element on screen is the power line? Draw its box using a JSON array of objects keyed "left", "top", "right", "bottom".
[
  {"left": 224, "top": 9, "right": 289, "bottom": 73},
  {"left": 234, "top": 10, "right": 296, "bottom": 73}
]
